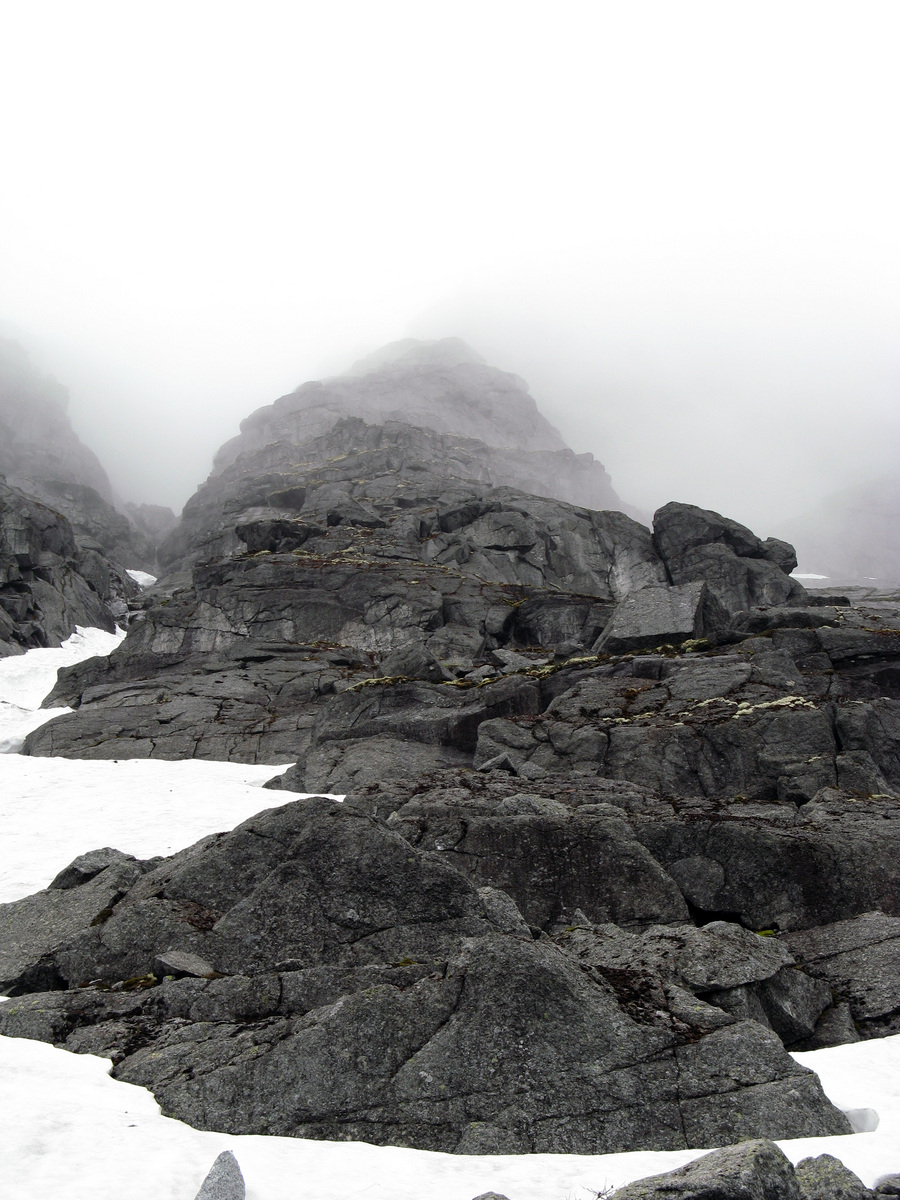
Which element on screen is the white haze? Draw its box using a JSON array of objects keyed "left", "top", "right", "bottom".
[{"left": 1, "top": 2, "right": 898, "bottom": 538}]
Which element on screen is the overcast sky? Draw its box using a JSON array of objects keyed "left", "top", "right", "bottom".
[{"left": 1, "top": 1, "right": 898, "bottom": 538}]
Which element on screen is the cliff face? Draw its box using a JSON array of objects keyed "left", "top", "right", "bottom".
[
  {"left": 0, "top": 339, "right": 113, "bottom": 502},
  {"left": 0, "top": 340, "right": 173, "bottom": 574}
]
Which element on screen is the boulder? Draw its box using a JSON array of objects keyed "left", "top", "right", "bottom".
[
  {"left": 609, "top": 1139, "right": 800, "bottom": 1200},
  {"left": 0, "top": 791, "right": 851, "bottom": 1153},
  {"left": 0, "top": 855, "right": 143, "bottom": 993},
  {"left": 594, "top": 581, "right": 730, "bottom": 653},
  {"left": 0, "top": 935, "right": 850, "bottom": 1153},
  {"left": 795, "top": 1155, "right": 872, "bottom": 1200},
  {"left": 653, "top": 502, "right": 807, "bottom": 613},
  {"left": 194, "top": 1150, "right": 245, "bottom": 1200}
]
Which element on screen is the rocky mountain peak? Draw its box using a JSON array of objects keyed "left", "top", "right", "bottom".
[{"left": 212, "top": 339, "right": 574, "bottom": 476}]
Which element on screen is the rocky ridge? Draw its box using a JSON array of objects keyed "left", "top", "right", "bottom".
[{"left": 4, "top": 339, "right": 900, "bottom": 1159}]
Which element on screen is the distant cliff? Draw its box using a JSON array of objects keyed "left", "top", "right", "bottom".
[{"left": 0, "top": 339, "right": 174, "bottom": 571}]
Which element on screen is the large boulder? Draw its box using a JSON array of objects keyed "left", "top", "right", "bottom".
[
  {"left": 609, "top": 1139, "right": 801, "bottom": 1200},
  {"left": 594, "top": 581, "right": 730, "bottom": 653},
  {"left": 0, "top": 794, "right": 851, "bottom": 1153},
  {"left": 653, "top": 502, "right": 807, "bottom": 613}
]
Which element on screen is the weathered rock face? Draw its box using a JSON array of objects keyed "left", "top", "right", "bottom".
[
  {"left": 0, "top": 796, "right": 850, "bottom": 1153},
  {"left": 0, "top": 477, "right": 132, "bottom": 654},
  {"left": 783, "top": 912, "right": 900, "bottom": 1040},
  {"left": 611, "top": 1144, "right": 875, "bottom": 1200},
  {"left": 609, "top": 1140, "right": 800, "bottom": 1200},
  {"left": 352, "top": 770, "right": 900, "bottom": 935},
  {"left": 24, "top": 419, "right": 666, "bottom": 761}
]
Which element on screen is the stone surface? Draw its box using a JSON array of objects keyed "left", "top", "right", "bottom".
[
  {"left": 653, "top": 501, "right": 807, "bottom": 614},
  {"left": 609, "top": 1138, "right": 800, "bottom": 1200},
  {"left": 0, "top": 794, "right": 851, "bottom": 1153},
  {"left": 783, "top": 912, "right": 900, "bottom": 1035},
  {"left": 795, "top": 1154, "right": 872, "bottom": 1200},
  {"left": 0, "top": 477, "right": 126, "bottom": 653},
  {"left": 6, "top": 340, "right": 900, "bottom": 1156},
  {"left": 194, "top": 1150, "right": 245, "bottom": 1200},
  {"left": 0, "top": 857, "right": 143, "bottom": 993},
  {"left": 594, "top": 581, "right": 730, "bottom": 653}
]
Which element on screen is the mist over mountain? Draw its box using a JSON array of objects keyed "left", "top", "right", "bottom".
[{"left": 785, "top": 475, "right": 900, "bottom": 585}]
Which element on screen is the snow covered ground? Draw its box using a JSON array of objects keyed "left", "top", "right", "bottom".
[
  {"left": 0, "top": 626, "right": 123, "bottom": 753},
  {"left": 2, "top": 630, "right": 899, "bottom": 1199}
]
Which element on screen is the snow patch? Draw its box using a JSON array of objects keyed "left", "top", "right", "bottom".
[{"left": 0, "top": 625, "right": 125, "bottom": 754}]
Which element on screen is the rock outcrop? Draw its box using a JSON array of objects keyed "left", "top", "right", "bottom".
[
  {"left": 0, "top": 476, "right": 132, "bottom": 654},
  {"left": 6, "top": 337, "right": 900, "bottom": 1157},
  {"left": 208, "top": 338, "right": 623, "bottom": 515},
  {"left": 608, "top": 1141, "right": 874, "bottom": 1200},
  {"left": 0, "top": 797, "right": 851, "bottom": 1153}
]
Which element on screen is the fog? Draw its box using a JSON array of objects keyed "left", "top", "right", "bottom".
[{"left": 1, "top": 2, "right": 898, "bottom": 546}]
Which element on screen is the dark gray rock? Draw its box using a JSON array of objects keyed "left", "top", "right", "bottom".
[
  {"left": 634, "top": 796, "right": 900, "bottom": 932},
  {"left": 49, "top": 848, "right": 140, "bottom": 890},
  {"left": 0, "top": 477, "right": 121, "bottom": 653},
  {"left": 154, "top": 949, "right": 219, "bottom": 979},
  {"left": 703, "top": 966, "right": 833, "bottom": 1046},
  {"left": 8, "top": 799, "right": 505, "bottom": 987},
  {"left": 0, "top": 857, "right": 143, "bottom": 993},
  {"left": 354, "top": 769, "right": 900, "bottom": 939},
  {"left": 609, "top": 1139, "right": 800, "bottom": 1200},
  {"left": 795, "top": 1154, "right": 872, "bottom": 1200},
  {"left": 783, "top": 912, "right": 900, "bottom": 1035},
  {"left": 552, "top": 920, "right": 794, "bottom": 992},
  {"left": 797, "top": 1001, "right": 860, "bottom": 1050},
  {"left": 194, "top": 1150, "right": 245, "bottom": 1200},
  {"left": 653, "top": 502, "right": 807, "bottom": 613},
  {"left": 385, "top": 797, "right": 690, "bottom": 931},
  {"left": 594, "top": 581, "right": 730, "bottom": 653},
  {"left": 376, "top": 643, "right": 454, "bottom": 682},
  {"left": 0, "top": 934, "right": 849, "bottom": 1153},
  {"left": 0, "top": 787, "right": 851, "bottom": 1154}
]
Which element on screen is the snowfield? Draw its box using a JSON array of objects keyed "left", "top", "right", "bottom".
[{"left": 1, "top": 630, "right": 898, "bottom": 1199}]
